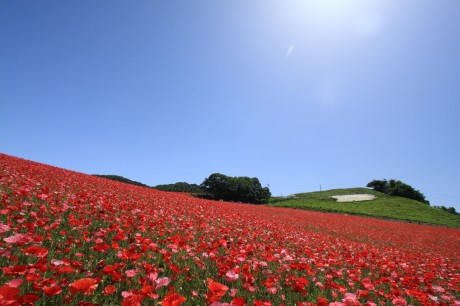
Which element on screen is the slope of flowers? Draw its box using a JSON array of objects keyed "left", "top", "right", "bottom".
[{"left": 0, "top": 153, "right": 459, "bottom": 305}]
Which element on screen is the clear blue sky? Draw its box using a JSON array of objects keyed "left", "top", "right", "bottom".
[{"left": 1, "top": 1, "right": 459, "bottom": 210}]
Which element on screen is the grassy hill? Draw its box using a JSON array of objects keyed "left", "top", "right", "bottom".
[
  {"left": 93, "top": 174, "right": 151, "bottom": 188},
  {"left": 90, "top": 174, "right": 459, "bottom": 228},
  {"left": 270, "top": 188, "right": 460, "bottom": 228}
]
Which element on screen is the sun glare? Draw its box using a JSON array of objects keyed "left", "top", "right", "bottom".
[
  {"left": 310, "top": 0, "right": 355, "bottom": 12},
  {"left": 307, "top": 0, "right": 362, "bottom": 21},
  {"left": 276, "top": 0, "right": 385, "bottom": 43}
]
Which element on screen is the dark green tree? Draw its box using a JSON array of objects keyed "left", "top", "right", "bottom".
[
  {"left": 154, "top": 182, "right": 203, "bottom": 193},
  {"left": 367, "top": 179, "right": 429, "bottom": 204},
  {"left": 366, "top": 179, "right": 388, "bottom": 193},
  {"left": 201, "top": 173, "right": 233, "bottom": 200},
  {"left": 200, "top": 173, "right": 271, "bottom": 204}
]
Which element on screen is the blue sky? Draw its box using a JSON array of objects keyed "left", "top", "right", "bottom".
[{"left": 1, "top": 1, "right": 459, "bottom": 210}]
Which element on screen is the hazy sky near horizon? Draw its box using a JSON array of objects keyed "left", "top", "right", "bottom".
[{"left": 1, "top": 1, "right": 460, "bottom": 210}]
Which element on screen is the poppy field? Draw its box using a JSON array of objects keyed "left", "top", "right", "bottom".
[{"left": 1, "top": 154, "right": 459, "bottom": 305}]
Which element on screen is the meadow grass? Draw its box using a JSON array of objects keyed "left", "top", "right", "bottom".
[{"left": 270, "top": 188, "right": 460, "bottom": 228}]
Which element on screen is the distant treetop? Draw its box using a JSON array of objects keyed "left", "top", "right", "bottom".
[
  {"left": 154, "top": 182, "right": 203, "bottom": 193},
  {"left": 367, "top": 179, "right": 429, "bottom": 204},
  {"left": 93, "top": 175, "right": 150, "bottom": 188}
]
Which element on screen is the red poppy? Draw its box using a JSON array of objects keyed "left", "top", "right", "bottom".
[
  {"left": 2, "top": 265, "right": 28, "bottom": 276},
  {"left": 69, "top": 278, "right": 99, "bottom": 295},
  {"left": 103, "top": 285, "right": 117, "bottom": 295},
  {"left": 231, "top": 297, "right": 246, "bottom": 306},
  {"left": 43, "top": 285, "right": 62, "bottom": 297},
  {"left": 159, "top": 292, "right": 186, "bottom": 306},
  {"left": 93, "top": 243, "right": 111, "bottom": 252},
  {"left": 316, "top": 297, "right": 329, "bottom": 306},
  {"left": 0, "top": 285, "right": 20, "bottom": 302},
  {"left": 56, "top": 265, "right": 76, "bottom": 274},
  {"left": 254, "top": 300, "right": 272, "bottom": 306},
  {"left": 122, "top": 291, "right": 144, "bottom": 306},
  {"left": 22, "top": 245, "right": 49, "bottom": 257},
  {"left": 22, "top": 294, "right": 40, "bottom": 303},
  {"left": 207, "top": 282, "right": 229, "bottom": 303}
]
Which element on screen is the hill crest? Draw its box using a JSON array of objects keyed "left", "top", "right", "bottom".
[{"left": 271, "top": 187, "right": 460, "bottom": 228}]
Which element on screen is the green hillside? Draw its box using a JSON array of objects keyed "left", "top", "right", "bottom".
[
  {"left": 154, "top": 182, "right": 203, "bottom": 193},
  {"left": 93, "top": 174, "right": 151, "bottom": 188},
  {"left": 270, "top": 188, "right": 460, "bottom": 228}
]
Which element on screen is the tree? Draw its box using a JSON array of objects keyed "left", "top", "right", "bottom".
[
  {"left": 367, "top": 179, "right": 429, "bottom": 204},
  {"left": 366, "top": 179, "right": 388, "bottom": 193},
  {"left": 154, "top": 182, "right": 203, "bottom": 193},
  {"left": 200, "top": 173, "right": 271, "bottom": 204},
  {"left": 200, "top": 173, "right": 233, "bottom": 200}
]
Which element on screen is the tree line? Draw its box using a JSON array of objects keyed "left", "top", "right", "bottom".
[
  {"left": 153, "top": 174, "right": 271, "bottom": 204},
  {"left": 96, "top": 174, "right": 457, "bottom": 211},
  {"left": 433, "top": 205, "right": 458, "bottom": 215},
  {"left": 94, "top": 173, "right": 271, "bottom": 204},
  {"left": 93, "top": 175, "right": 150, "bottom": 188},
  {"left": 367, "top": 179, "right": 429, "bottom": 204},
  {"left": 155, "top": 173, "right": 272, "bottom": 204},
  {"left": 154, "top": 182, "right": 203, "bottom": 193}
]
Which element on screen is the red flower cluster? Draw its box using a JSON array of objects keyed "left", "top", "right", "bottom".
[
  {"left": 69, "top": 278, "right": 99, "bottom": 295},
  {"left": 0, "top": 153, "right": 459, "bottom": 305}
]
